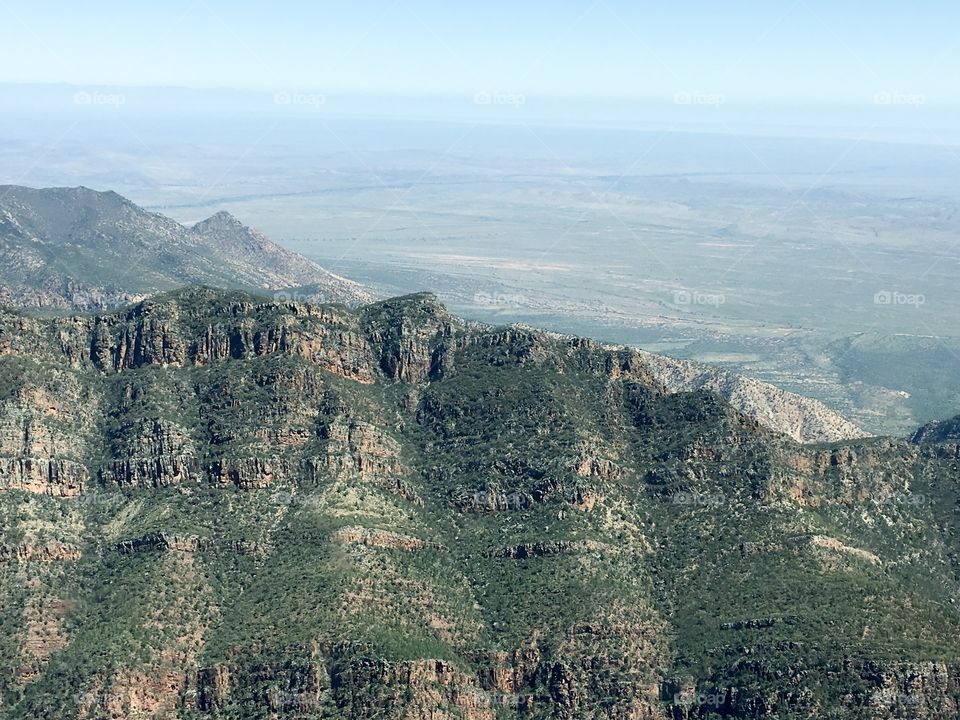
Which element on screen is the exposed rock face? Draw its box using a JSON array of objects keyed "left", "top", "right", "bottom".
[
  {"left": 0, "top": 541, "right": 81, "bottom": 562},
  {"left": 633, "top": 348, "right": 869, "bottom": 443},
  {"left": 0, "top": 184, "right": 372, "bottom": 309},
  {"left": 484, "top": 539, "right": 610, "bottom": 559},
  {"left": 361, "top": 292, "right": 460, "bottom": 382},
  {"left": 195, "top": 649, "right": 504, "bottom": 719},
  {"left": 115, "top": 532, "right": 210, "bottom": 554},
  {"left": 329, "top": 527, "right": 442, "bottom": 552},
  {"left": 1, "top": 288, "right": 959, "bottom": 720},
  {"left": 769, "top": 438, "right": 922, "bottom": 507}
]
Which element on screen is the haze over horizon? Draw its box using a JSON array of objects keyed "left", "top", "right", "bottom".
[{"left": 2, "top": 0, "right": 960, "bottom": 139}]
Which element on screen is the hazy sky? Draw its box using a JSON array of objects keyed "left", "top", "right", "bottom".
[{"left": 3, "top": 1, "right": 958, "bottom": 104}]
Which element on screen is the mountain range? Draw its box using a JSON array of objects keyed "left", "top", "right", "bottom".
[
  {"left": 0, "top": 185, "right": 372, "bottom": 309},
  {"left": 1, "top": 287, "right": 958, "bottom": 719},
  {"left": 0, "top": 185, "right": 865, "bottom": 445}
]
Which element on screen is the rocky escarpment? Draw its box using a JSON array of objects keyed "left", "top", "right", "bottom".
[
  {"left": 1, "top": 288, "right": 959, "bottom": 720},
  {"left": 768, "top": 438, "right": 924, "bottom": 507}
]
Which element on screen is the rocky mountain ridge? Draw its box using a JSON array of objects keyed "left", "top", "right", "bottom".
[
  {"left": 0, "top": 185, "right": 372, "bottom": 309},
  {"left": 632, "top": 348, "right": 868, "bottom": 444},
  {"left": 0, "top": 184, "right": 868, "bottom": 445},
  {"left": 0, "top": 288, "right": 958, "bottom": 718}
]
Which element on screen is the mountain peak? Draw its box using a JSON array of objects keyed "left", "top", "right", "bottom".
[
  {"left": 0, "top": 184, "right": 374, "bottom": 308},
  {"left": 60, "top": 185, "right": 127, "bottom": 204},
  {"left": 192, "top": 210, "right": 245, "bottom": 231},
  {"left": 0, "top": 184, "right": 132, "bottom": 211}
]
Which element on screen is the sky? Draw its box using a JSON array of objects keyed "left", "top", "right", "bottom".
[{"left": 2, "top": 0, "right": 958, "bottom": 105}]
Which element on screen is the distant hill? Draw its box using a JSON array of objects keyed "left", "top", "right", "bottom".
[{"left": 0, "top": 185, "right": 372, "bottom": 309}]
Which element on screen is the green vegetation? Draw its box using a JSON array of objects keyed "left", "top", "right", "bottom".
[{"left": 1, "top": 288, "right": 960, "bottom": 718}]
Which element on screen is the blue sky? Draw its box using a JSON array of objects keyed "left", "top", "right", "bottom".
[{"left": 3, "top": 0, "right": 958, "bottom": 104}]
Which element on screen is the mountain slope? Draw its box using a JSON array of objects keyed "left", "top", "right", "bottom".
[
  {"left": 0, "top": 288, "right": 958, "bottom": 719},
  {"left": 633, "top": 348, "right": 869, "bottom": 444},
  {"left": 0, "top": 185, "right": 372, "bottom": 309},
  {"left": 911, "top": 414, "right": 960, "bottom": 444}
]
